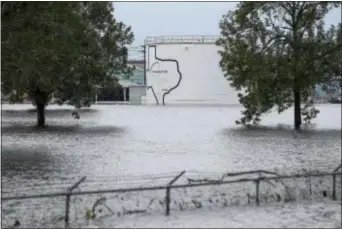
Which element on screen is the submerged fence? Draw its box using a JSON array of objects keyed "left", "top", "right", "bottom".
[{"left": 2, "top": 165, "right": 341, "bottom": 228}]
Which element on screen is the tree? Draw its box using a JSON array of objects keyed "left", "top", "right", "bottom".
[
  {"left": 1, "top": 2, "right": 134, "bottom": 127},
  {"left": 96, "top": 83, "right": 125, "bottom": 101},
  {"left": 217, "top": 2, "right": 341, "bottom": 130},
  {"left": 319, "top": 22, "right": 342, "bottom": 102}
]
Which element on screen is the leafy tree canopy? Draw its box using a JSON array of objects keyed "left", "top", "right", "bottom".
[
  {"left": 1, "top": 2, "right": 134, "bottom": 126},
  {"left": 216, "top": 2, "right": 341, "bottom": 129}
]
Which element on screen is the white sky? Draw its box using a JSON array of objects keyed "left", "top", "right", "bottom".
[{"left": 113, "top": 2, "right": 341, "bottom": 58}]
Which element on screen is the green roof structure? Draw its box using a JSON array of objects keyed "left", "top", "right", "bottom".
[{"left": 117, "top": 64, "right": 145, "bottom": 86}]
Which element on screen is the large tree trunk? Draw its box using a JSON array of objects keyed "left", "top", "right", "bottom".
[
  {"left": 33, "top": 87, "right": 48, "bottom": 127},
  {"left": 294, "top": 87, "right": 302, "bottom": 130},
  {"left": 36, "top": 102, "right": 45, "bottom": 127},
  {"left": 292, "top": 23, "right": 301, "bottom": 130}
]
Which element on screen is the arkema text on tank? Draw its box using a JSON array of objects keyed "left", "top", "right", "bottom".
[{"left": 144, "top": 35, "right": 240, "bottom": 106}]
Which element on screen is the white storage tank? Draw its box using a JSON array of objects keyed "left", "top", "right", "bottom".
[{"left": 144, "top": 35, "right": 239, "bottom": 106}]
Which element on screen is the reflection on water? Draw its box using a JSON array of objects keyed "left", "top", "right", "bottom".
[
  {"left": 1, "top": 123, "right": 126, "bottom": 135},
  {"left": 1, "top": 104, "right": 341, "bottom": 227},
  {"left": 2, "top": 104, "right": 341, "bottom": 181}
]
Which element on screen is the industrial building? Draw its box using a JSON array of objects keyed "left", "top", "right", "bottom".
[
  {"left": 96, "top": 60, "right": 146, "bottom": 105},
  {"left": 96, "top": 35, "right": 339, "bottom": 106},
  {"left": 117, "top": 61, "right": 146, "bottom": 104},
  {"left": 144, "top": 35, "right": 240, "bottom": 106}
]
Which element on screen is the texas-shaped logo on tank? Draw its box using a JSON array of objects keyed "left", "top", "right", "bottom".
[{"left": 147, "top": 45, "right": 182, "bottom": 106}]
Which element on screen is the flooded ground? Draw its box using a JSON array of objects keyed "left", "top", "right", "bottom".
[
  {"left": 95, "top": 200, "right": 341, "bottom": 228},
  {"left": 1, "top": 103, "right": 341, "bottom": 227}
]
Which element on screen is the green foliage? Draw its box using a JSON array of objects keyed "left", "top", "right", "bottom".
[
  {"left": 97, "top": 84, "right": 124, "bottom": 101},
  {"left": 85, "top": 208, "right": 96, "bottom": 220},
  {"left": 302, "top": 101, "right": 320, "bottom": 124},
  {"left": 217, "top": 2, "right": 341, "bottom": 127},
  {"left": 1, "top": 2, "right": 134, "bottom": 109}
]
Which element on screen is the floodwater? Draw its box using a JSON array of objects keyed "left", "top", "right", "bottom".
[{"left": 1, "top": 103, "right": 341, "bottom": 228}]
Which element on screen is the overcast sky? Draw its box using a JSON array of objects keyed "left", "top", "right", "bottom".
[{"left": 113, "top": 2, "right": 341, "bottom": 58}]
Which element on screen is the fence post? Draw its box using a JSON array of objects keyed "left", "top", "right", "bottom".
[
  {"left": 65, "top": 176, "right": 86, "bottom": 227},
  {"left": 332, "top": 174, "right": 336, "bottom": 200},
  {"left": 332, "top": 164, "right": 341, "bottom": 201},
  {"left": 255, "top": 178, "right": 260, "bottom": 206},
  {"left": 165, "top": 171, "right": 186, "bottom": 216},
  {"left": 165, "top": 187, "right": 171, "bottom": 216},
  {"left": 65, "top": 193, "right": 71, "bottom": 226}
]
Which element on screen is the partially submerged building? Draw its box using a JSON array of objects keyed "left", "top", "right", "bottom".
[{"left": 96, "top": 60, "right": 146, "bottom": 104}]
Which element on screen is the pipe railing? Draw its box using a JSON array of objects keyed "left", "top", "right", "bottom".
[{"left": 144, "top": 35, "right": 220, "bottom": 45}]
